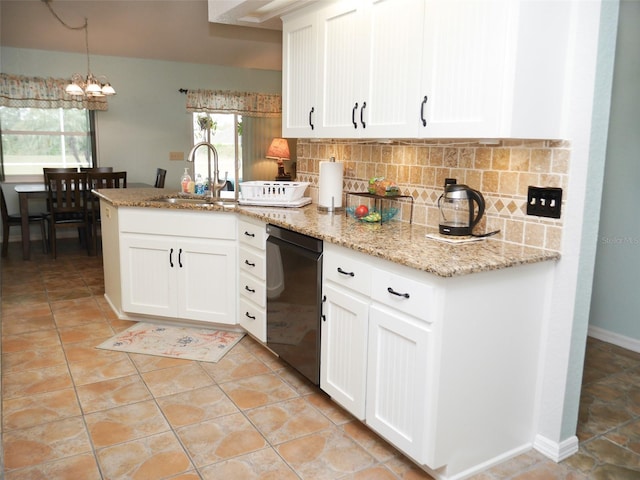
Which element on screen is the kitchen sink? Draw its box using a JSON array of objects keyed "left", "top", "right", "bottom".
[{"left": 153, "top": 196, "right": 237, "bottom": 208}]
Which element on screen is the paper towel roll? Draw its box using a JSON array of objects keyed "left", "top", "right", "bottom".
[{"left": 318, "top": 160, "right": 344, "bottom": 211}]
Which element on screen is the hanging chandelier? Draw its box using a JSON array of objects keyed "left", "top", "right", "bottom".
[{"left": 43, "top": 0, "right": 116, "bottom": 98}]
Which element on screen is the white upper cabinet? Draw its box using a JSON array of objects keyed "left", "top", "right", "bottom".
[
  {"left": 282, "top": 0, "right": 570, "bottom": 140},
  {"left": 419, "top": 0, "right": 570, "bottom": 139},
  {"left": 316, "top": 0, "right": 424, "bottom": 138},
  {"left": 282, "top": 10, "right": 318, "bottom": 137},
  {"left": 419, "top": 0, "right": 515, "bottom": 138}
]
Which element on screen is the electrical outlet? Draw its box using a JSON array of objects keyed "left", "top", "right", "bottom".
[
  {"left": 169, "top": 151, "right": 184, "bottom": 161},
  {"left": 527, "top": 186, "right": 562, "bottom": 219}
]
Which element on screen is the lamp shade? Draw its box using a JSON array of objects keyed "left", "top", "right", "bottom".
[{"left": 266, "top": 138, "right": 290, "bottom": 161}]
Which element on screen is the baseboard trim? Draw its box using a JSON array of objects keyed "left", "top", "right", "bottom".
[
  {"left": 588, "top": 326, "right": 640, "bottom": 353},
  {"left": 533, "top": 434, "right": 579, "bottom": 462}
]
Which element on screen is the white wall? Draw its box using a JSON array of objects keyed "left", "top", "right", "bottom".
[
  {"left": 1, "top": 47, "right": 281, "bottom": 237},
  {"left": 533, "top": 0, "right": 618, "bottom": 460},
  {"left": 589, "top": 0, "right": 640, "bottom": 350}
]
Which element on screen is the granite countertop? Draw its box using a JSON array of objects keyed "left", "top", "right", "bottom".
[{"left": 94, "top": 187, "right": 560, "bottom": 278}]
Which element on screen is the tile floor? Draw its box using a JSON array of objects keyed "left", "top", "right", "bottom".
[{"left": 1, "top": 239, "right": 640, "bottom": 479}]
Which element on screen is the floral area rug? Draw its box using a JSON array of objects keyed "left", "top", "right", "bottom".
[{"left": 96, "top": 322, "right": 244, "bottom": 363}]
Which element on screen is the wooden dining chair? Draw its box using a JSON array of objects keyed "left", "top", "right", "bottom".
[
  {"left": 87, "top": 171, "right": 127, "bottom": 254},
  {"left": 44, "top": 171, "right": 91, "bottom": 259},
  {"left": 1, "top": 184, "right": 48, "bottom": 257},
  {"left": 80, "top": 167, "right": 114, "bottom": 172},
  {"left": 43, "top": 167, "right": 78, "bottom": 175},
  {"left": 154, "top": 168, "right": 167, "bottom": 188}
]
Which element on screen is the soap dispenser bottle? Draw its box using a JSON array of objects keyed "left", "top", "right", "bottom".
[{"left": 180, "top": 168, "right": 192, "bottom": 194}]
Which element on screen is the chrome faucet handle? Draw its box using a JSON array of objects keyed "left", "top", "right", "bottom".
[{"left": 213, "top": 171, "right": 227, "bottom": 192}]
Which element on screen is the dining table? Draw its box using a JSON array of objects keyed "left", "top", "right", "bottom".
[{"left": 14, "top": 182, "right": 152, "bottom": 260}]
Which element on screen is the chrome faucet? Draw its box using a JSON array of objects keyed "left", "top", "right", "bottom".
[{"left": 186, "top": 141, "right": 227, "bottom": 200}]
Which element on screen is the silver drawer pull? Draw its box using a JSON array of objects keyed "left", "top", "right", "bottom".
[
  {"left": 337, "top": 267, "right": 355, "bottom": 277},
  {"left": 245, "top": 285, "right": 256, "bottom": 293},
  {"left": 387, "top": 287, "right": 410, "bottom": 299}
]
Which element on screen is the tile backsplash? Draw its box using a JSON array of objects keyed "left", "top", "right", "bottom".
[{"left": 295, "top": 138, "right": 569, "bottom": 251}]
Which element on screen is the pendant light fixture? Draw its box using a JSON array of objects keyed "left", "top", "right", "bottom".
[{"left": 43, "top": 0, "right": 116, "bottom": 98}]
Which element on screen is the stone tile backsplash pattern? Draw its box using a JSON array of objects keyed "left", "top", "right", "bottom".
[{"left": 295, "top": 139, "right": 569, "bottom": 251}]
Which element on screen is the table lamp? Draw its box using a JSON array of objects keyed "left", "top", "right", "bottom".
[{"left": 266, "top": 138, "right": 291, "bottom": 181}]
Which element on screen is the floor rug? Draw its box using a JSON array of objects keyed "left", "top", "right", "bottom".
[{"left": 97, "top": 322, "right": 244, "bottom": 363}]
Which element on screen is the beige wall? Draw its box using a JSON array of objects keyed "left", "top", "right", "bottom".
[{"left": 296, "top": 138, "right": 569, "bottom": 251}]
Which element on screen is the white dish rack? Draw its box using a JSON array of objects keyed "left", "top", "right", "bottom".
[{"left": 239, "top": 181, "right": 311, "bottom": 207}]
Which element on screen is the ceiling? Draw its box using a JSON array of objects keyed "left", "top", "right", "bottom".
[{"left": 0, "top": 0, "right": 286, "bottom": 71}]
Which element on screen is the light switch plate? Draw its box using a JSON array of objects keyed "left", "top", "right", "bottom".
[
  {"left": 169, "top": 151, "right": 184, "bottom": 161},
  {"left": 527, "top": 186, "right": 562, "bottom": 219}
]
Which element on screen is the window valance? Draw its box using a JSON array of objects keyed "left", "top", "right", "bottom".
[
  {"left": 186, "top": 89, "right": 281, "bottom": 118},
  {"left": 0, "top": 73, "right": 108, "bottom": 111}
]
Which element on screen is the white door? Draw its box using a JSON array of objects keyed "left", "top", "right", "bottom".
[
  {"left": 282, "top": 11, "right": 319, "bottom": 137},
  {"left": 320, "top": 283, "right": 369, "bottom": 420},
  {"left": 419, "top": 0, "right": 514, "bottom": 138},
  {"left": 316, "top": 0, "right": 366, "bottom": 137},
  {"left": 366, "top": 303, "right": 432, "bottom": 463},
  {"left": 177, "top": 238, "right": 237, "bottom": 324},
  {"left": 363, "top": 0, "right": 424, "bottom": 138},
  {"left": 120, "top": 233, "right": 177, "bottom": 317}
]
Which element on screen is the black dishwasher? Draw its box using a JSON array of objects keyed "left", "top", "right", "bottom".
[{"left": 266, "top": 224, "right": 322, "bottom": 385}]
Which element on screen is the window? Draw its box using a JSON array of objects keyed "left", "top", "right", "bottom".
[
  {"left": 0, "top": 107, "right": 95, "bottom": 179},
  {"left": 191, "top": 113, "right": 242, "bottom": 189}
]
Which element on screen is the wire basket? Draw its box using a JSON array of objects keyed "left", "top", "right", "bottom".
[{"left": 239, "top": 181, "right": 309, "bottom": 202}]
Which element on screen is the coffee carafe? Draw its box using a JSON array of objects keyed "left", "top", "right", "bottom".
[{"left": 438, "top": 183, "right": 486, "bottom": 236}]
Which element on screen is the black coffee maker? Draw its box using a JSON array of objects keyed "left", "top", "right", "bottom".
[{"left": 438, "top": 180, "right": 486, "bottom": 236}]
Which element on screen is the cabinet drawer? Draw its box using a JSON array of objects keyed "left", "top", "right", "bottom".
[
  {"left": 324, "top": 244, "right": 371, "bottom": 296},
  {"left": 239, "top": 271, "right": 266, "bottom": 307},
  {"left": 239, "top": 246, "right": 266, "bottom": 280},
  {"left": 239, "top": 298, "right": 266, "bottom": 342},
  {"left": 238, "top": 218, "right": 266, "bottom": 250},
  {"left": 371, "top": 268, "right": 434, "bottom": 320},
  {"left": 120, "top": 208, "right": 236, "bottom": 240}
]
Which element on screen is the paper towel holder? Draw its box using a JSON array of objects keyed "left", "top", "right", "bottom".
[
  {"left": 266, "top": 138, "right": 292, "bottom": 181},
  {"left": 318, "top": 157, "right": 344, "bottom": 213}
]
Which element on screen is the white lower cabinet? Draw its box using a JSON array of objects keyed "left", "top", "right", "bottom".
[
  {"left": 321, "top": 242, "right": 554, "bottom": 478},
  {"left": 237, "top": 217, "right": 267, "bottom": 342},
  {"left": 322, "top": 244, "right": 437, "bottom": 463},
  {"left": 121, "top": 234, "right": 236, "bottom": 324},
  {"left": 320, "top": 282, "right": 369, "bottom": 420},
  {"left": 366, "top": 303, "right": 433, "bottom": 464},
  {"left": 118, "top": 208, "right": 237, "bottom": 325}
]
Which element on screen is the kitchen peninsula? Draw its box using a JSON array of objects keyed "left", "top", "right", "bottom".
[
  {"left": 94, "top": 186, "right": 558, "bottom": 480},
  {"left": 95, "top": 187, "right": 558, "bottom": 277}
]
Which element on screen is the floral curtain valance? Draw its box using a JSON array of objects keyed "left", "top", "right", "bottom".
[
  {"left": 186, "top": 89, "right": 281, "bottom": 118},
  {"left": 0, "top": 73, "right": 108, "bottom": 111}
]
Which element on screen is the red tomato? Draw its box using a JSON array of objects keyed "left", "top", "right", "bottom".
[{"left": 355, "top": 205, "right": 369, "bottom": 218}]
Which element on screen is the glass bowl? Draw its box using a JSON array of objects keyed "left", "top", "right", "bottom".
[{"left": 346, "top": 206, "right": 399, "bottom": 223}]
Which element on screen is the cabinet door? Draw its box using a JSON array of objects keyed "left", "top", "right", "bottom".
[
  {"left": 367, "top": 303, "right": 432, "bottom": 463},
  {"left": 316, "top": 0, "right": 424, "bottom": 138},
  {"left": 364, "top": 0, "right": 424, "bottom": 138},
  {"left": 177, "top": 238, "right": 237, "bottom": 325},
  {"left": 316, "top": 0, "right": 365, "bottom": 137},
  {"left": 419, "top": 0, "right": 515, "bottom": 138},
  {"left": 282, "top": 11, "right": 318, "bottom": 138},
  {"left": 120, "top": 234, "right": 178, "bottom": 317},
  {"left": 321, "top": 283, "right": 369, "bottom": 420}
]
